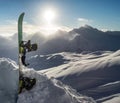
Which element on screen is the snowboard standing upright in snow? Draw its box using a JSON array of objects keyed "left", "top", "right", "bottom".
[{"left": 17, "top": 12, "right": 37, "bottom": 95}]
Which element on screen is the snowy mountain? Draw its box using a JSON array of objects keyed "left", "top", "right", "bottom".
[
  {"left": 0, "top": 58, "right": 95, "bottom": 103},
  {"left": 37, "top": 50, "right": 120, "bottom": 103},
  {"left": 71, "top": 25, "right": 120, "bottom": 51},
  {"left": 35, "top": 25, "right": 120, "bottom": 54}
]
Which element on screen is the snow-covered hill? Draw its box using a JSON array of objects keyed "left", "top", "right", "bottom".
[
  {"left": 0, "top": 58, "right": 95, "bottom": 103},
  {"left": 39, "top": 50, "right": 120, "bottom": 103}
]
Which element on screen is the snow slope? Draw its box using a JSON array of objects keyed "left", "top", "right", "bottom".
[
  {"left": 0, "top": 58, "right": 18, "bottom": 103},
  {"left": 18, "top": 69, "right": 95, "bottom": 103},
  {"left": 0, "top": 58, "right": 95, "bottom": 103},
  {"left": 40, "top": 50, "right": 120, "bottom": 102}
]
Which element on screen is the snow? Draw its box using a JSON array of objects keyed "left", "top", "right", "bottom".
[
  {"left": 0, "top": 58, "right": 18, "bottom": 103},
  {"left": 1, "top": 50, "right": 120, "bottom": 103},
  {"left": 102, "top": 97, "right": 120, "bottom": 103},
  {"left": 40, "top": 50, "right": 120, "bottom": 78},
  {"left": 96, "top": 93, "right": 120, "bottom": 103},
  {"left": 18, "top": 69, "right": 95, "bottom": 103},
  {"left": 0, "top": 58, "right": 95, "bottom": 103},
  {"left": 39, "top": 50, "right": 120, "bottom": 102}
]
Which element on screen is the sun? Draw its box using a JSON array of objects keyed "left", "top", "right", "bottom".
[
  {"left": 43, "top": 9, "right": 56, "bottom": 24},
  {"left": 39, "top": 8, "right": 59, "bottom": 36}
]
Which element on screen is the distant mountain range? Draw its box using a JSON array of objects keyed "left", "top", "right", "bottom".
[
  {"left": 0, "top": 25, "right": 120, "bottom": 60},
  {"left": 32, "top": 25, "right": 120, "bottom": 55}
]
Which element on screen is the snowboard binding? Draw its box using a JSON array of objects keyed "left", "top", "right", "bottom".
[{"left": 19, "top": 76, "right": 36, "bottom": 94}]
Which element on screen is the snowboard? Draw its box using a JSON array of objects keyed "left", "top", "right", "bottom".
[{"left": 15, "top": 12, "right": 25, "bottom": 103}]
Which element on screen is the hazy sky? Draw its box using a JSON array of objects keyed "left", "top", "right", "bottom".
[{"left": 0, "top": 0, "right": 120, "bottom": 36}]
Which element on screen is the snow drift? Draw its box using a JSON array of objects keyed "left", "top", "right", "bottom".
[{"left": 0, "top": 58, "right": 95, "bottom": 103}]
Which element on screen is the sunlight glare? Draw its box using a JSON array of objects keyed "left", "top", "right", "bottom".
[{"left": 43, "top": 9, "right": 56, "bottom": 24}]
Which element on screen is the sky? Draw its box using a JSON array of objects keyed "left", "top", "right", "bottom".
[{"left": 0, "top": 0, "right": 120, "bottom": 36}]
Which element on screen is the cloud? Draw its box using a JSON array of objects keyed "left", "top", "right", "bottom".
[
  {"left": 101, "top": 28, "right": 114, "bottom": 32},
  {"left": 78, "top": 18, "right": 89, "bottom": 22},
  {"left": 0, "top": 24, "right": 120, "bottom": 62},
  {"left": 0, "top": 35, "right": 17, "bottom": 60},
  {"left": 78, "top": 18, "right": 93, "bottom": 26},
  {"left": 0, "top": 20, "right": 39, "bottom": 37},
  {"left": 58, "top": 26, "right": 72, "bottom": 32},
  {"left": 5, "top": 20, "right": 17, "bottom": 25},
  {"left": 0, "top": 20, "right": 18, "bottom": 37},
  {"left": 0, "top": 19, "right": 72, "bottom": 61},
  {"left": 0, "top": 19, "right": 72, "bottom": 38}
]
